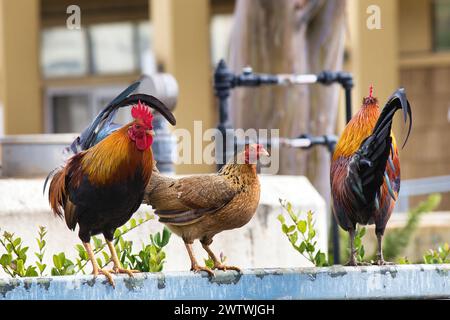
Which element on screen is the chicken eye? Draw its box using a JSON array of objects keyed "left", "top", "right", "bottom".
[{"left": 135, "top": 124, "right": 141, "bottom": 130}]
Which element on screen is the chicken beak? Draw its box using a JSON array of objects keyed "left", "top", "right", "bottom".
[
  {"left": 146, "top": 129, "right": 155, "bottom": 136},
  {"left": 259, "top": 148, "right": 270, "bottom": 157}
]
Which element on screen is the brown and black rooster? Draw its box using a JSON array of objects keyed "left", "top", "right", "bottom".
[
  {"left": 144, "top": 143, "right": 268, "bottom": 275},
  {"left": 331, "top": 86, "right": 412, "bottom": 266},
  {"left": 45, "top": 81, "right": 176, "bottom": 286}
]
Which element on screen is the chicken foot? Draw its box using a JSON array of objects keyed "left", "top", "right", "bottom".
[
  {"left": 185, "top": 242, "right": 215, "bottom": 276},
  {"left": 201, "top": 242, "right": 241, "bottom": 272},
  {"left": 83, "top": 242, "right": 115, "bottom": 287},
  {"left": 105, "top": 239, "right": 139, "bottom": 276}
]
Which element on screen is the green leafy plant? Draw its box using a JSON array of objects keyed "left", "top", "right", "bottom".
[
  {"left": 0, "top": 231, "right": 38, "bottom": 277},
  {"left": 145, "top": 226, "right": 172, "bottom": 272},
  {"left": 116, "top": 225, "right": 172, "bottom": 272},
  {"left": 35, "top": 226, "right": 48, "bottom": 276},
  {"left": 51, "top": 252, "right": 76, "bottom": 276},
  {"left": 0, "top": 213, "right": 172, "bottom": 278},
  {"left": 397, "top": 256, "right": 410, "bottom": 264},
  {"left": 278, "top": 199, "right": 328, "bottom": 267},
  {"left": 423, "top": 243, "right": 450, "bottom": 264}
]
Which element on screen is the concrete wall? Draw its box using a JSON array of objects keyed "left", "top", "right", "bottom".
[
  {"left": 0, "top": 175, "right": 327, "bottom": 275},
  {"left": 1, "top": 264, "right": 449, "bottom": 299}
]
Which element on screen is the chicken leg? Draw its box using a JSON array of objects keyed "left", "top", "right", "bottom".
[
  {"left": 201, "top": 241, "right": 241, "bottom": 272},
  {"left": 374, "top": 233, "right": 393, "bottom": 266},
  {"left": 345, "top": 229, "right": 358, "bottom": 266},
  {"left": 184, "top": 242, "right": 214, "bottom": 276},
  {"left": 83, "top": 242, "right": 115, "bottom": 287},
  {"left": 105, "top": 239, "right": 139, "bottom": 276}
]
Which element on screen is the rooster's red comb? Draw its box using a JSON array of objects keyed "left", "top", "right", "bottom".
[{"left": 131, "top": 100, "right": 153, "bottom": 127}]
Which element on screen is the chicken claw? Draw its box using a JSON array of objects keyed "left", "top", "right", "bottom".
[
  {"left": 213, "top": 264, "right": 241, "bottom": 273},
  {"left": 191, "top": 264, "right": 215, "bottom": 277},
  {"left": 108, "top": 267, "right": 140, "bottom": 277},
  {"left": 373, "top": 260, "right": 394, "bottom": 266},
  {"left": 345, "top": 260, "right": 371, "bottom": 267},
  {"left": 93, "top": 268, "right": 116, "bottom": 288}
]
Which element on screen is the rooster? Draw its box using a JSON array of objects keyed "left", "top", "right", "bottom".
[
  {"left": 144, "top": 143, "right": 268, "bottom": 275},
  {"left": 45, "top": 82, "right": 176, "bottom": 286},
  {"left": 331, "top": 86, "right": 412, "bottom": 266}
]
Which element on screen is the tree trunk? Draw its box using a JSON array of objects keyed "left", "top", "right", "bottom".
[{"left": 228, "top": 0, "right": 346, "bottom": 205}]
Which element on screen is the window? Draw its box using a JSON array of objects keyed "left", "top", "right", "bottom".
[
  {"left": 51, "top": 95, "right": 90, "bottom": 133},
  {"left": 210, "top": 14, "right": 234, "bottom": 65},
  {"left": 46, "top": 87, "right": 133, "bottom": 133},
  {"left": 90, "top": 23, "right": 137, "bottom": 74},
  {"left": 433, "top": 0, "right": 450, "bottom": 51},
  {"left": 41, "top": 27, "right": 88, "bottom": 77},
  {"left": 41, "top": 21, "right": 154, "bottom": 77}
]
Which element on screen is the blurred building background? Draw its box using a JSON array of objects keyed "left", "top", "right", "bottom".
[{"left": 0, "top": 0, "right": 448, "bottom": 210}]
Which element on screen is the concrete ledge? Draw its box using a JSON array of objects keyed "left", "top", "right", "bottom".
[{"left": 1, "top": 265, "right": 449, "bottom": 300}]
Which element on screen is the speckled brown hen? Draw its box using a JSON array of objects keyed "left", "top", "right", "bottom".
[{"left": 143, "top": 143, "right": 268, "bottom": 275}]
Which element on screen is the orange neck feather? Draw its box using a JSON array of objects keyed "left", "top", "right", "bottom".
[
  {"left": 81, "top": 124, "right": 153, "bottom": 186},
  {"left": 333, "top": 102, "right": 380, "bottom": 160}
]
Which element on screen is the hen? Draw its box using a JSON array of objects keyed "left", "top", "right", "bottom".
[{"left": 144, "top": 143, "right": 268, "bottom": 275}]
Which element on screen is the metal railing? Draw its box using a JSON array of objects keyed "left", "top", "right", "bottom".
[{"left": 396, "top": 175, "right": 450, "bottom": 212}]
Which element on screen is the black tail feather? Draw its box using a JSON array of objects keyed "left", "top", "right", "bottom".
[
  {"left": 373, "top": 87, "right": 412, "bottom": 149},
  {"left": 347, "top": 87, "right": 412, "bottom": 206},
  {"left": 43, "top": 167, "right": 61, "bottom": 195}
]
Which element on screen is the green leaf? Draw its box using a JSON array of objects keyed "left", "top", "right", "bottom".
[
  {"left": 16, "top": 259, "right": 25, "bottom": 276},
  {"left": 297, "top": 221, "right": 307, "bottom": 234},
  {"left": 315, "top": 252, "right": 327, "bottom": 267},
  {"left": 358, "top": 227, "right": 366, "bottom": 238},
  {"left": 0, "top": 254, "right": 12, "bottom": 267},
  {"left": 298, "top": 242, "right": 306, "bottom": 253},
  {"left": 286, "top": 203, "right": 298, "bottom": 223},
  {"left": 308, "top": 228, "right": 316, "bottom": 240},
  {"left": 306, "top": 243, "right": 315, "bottom": 253},
  {"left": 130, "top": 218, "right": 137, "bottom": 228},
  {"left": 25, "top": 266, "right": 38, "bottom": 277},
  {"left": 102, "top": 252, "right": 110, "bottom": 264},
  {"left": 154, "top": 233, "right": 162, "bottom": 247},
  {"left": 92, "top": 237, "right": 102, "bottom": 250},
  {"left": 13, "top": 238, "right": 21, "bottom": 247},
  {"left": 53, "top": 255, "right": 62, "bottom": 269},
  {"left": 36, "top": 261, "right": 47, "bottom": 273},
  {"left": 161, "top": 227, "right": 171, "bottom": 247},
  {"left": 277, "top": 214, "right": 285, "bottom": 224},
  {"left": 58, "top": 252, "right": 66, "bottom": 264},
  {"left": 114, "top": 229, "right": 122, "bottom": 238},
  {"left": 289, "top": 232, "right": 298, "bottom": 245},
  {"left": 204, "top": 258, "right": 214, "bottom": 269}
]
